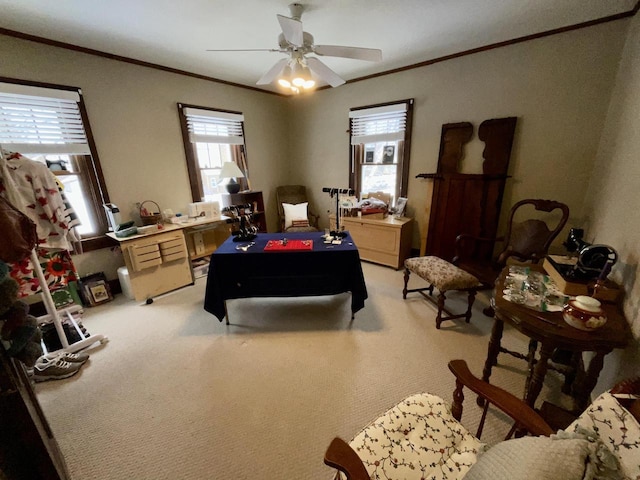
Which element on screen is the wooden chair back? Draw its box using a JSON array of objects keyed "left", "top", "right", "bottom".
[
  {"left": 497, "top": 199, "right": 570, "bottom": 265},
  {"left": 454, "top": 198, "right": 569, "bottom": 287}
]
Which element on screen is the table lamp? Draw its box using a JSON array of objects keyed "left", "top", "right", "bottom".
[{"left": 219, "top": 161, "right": 245, "bottom": 194}]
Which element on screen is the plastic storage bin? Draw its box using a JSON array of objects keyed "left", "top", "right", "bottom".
[{"left": 117, "top": 266, "right": 134, "bottom": 300}]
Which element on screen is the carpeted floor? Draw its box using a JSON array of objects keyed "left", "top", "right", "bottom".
[{"left": 35, "top": 261, "right": 571, "bottom": 480}]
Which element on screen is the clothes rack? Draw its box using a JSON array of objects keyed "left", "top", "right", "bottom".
[
  {"left": 1, "top": 148, "right": 108, "bottom": 355},
  {"left": 30, "top": 250, "right": 108, "bottom": 354}
]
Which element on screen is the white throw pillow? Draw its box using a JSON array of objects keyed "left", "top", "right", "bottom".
[{"left": 282, "top": 202, "right": 308, "bottom": 229}]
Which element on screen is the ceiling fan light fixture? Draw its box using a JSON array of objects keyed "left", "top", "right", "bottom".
[
  {"left": 277, "top": 65, "right": 293, "bottom": 88},
  {"left": 303, "top": 79, "right": 316, "bottom": 89},
  {"left": 290, "top": 62, "right": 305, "bottom": 87},
  {"left": 292, "top": 65, "right": 313, "bottom": 87}
]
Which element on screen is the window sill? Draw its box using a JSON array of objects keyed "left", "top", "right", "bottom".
[{"left": 80, "top": 234, "right": 118, "bottom": 253}]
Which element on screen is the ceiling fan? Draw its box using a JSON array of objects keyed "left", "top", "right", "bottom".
[{"left": 207, "top": 3, "right": 382, "bottom": 93}]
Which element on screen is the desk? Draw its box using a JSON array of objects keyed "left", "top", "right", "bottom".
[
  {"left": 483, "top": 266, "right": 630, "bottom": 411},
  {"left": 204, "top": 232, "right": 368, "bottom": 323},
  {"left": 107, "top": 217, "right": 231, "bottom": 301}
]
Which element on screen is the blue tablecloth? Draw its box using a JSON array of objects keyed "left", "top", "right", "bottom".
[{"left": 204, "top": 231, "right": 368, "bottom": 322}]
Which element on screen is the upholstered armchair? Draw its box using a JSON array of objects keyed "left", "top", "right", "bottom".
[
  {"left": 276, "top": 185, "right": 319, "bottom": 233},
  {"left": 324, "top": 360, "right": 639, "bottom": 480}
]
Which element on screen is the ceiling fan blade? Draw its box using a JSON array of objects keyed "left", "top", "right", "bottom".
[
  {"left": 256, "top": 58, "right": 289, "bottom": 85},
  {"left": 306, "top": 57, "right": 345, "bottom": 88},
  {"left": 314, "top": 45, "right": 382, "bottom": 62},
  {"left": 277, "top": 14, "right": 303, "bottom": 46},
  {"left": 206, "top": 48, "right": 279, "bottom": 52}
]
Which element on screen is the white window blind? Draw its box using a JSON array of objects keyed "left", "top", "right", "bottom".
[
  {"left": 0, "top": 82, "right": 90, "bottom": 155},
  {"left": 349, "top": 103, "right": 408, "bottom": 145},
  {"left": 183, "top": 107, "right": 245, "bottom": 145}
]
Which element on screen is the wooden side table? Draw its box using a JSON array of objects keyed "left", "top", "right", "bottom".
[{"left": 483, "top": 265, "right": 630, "bottom": 411}]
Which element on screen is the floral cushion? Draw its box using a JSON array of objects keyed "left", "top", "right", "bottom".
[
  {"left": 568, "top": 392, "right": 640, "bottom": 480},
  {"left": 405, "top": 256, "right": 482, "bottom": 292},
  {"left": 347, "top": 393, "right": 486, "bottom": 480}
]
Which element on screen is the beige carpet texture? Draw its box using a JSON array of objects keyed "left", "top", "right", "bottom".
[{"left": 36, "top": 262, "right": 570, "bottom": 480}]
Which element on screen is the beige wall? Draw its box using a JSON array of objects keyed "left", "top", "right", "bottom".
[
  {"left": 584, "top": 12, "right": 640, "bottom": 389},
  {"left": 0, "top": 34, "right": 290, "bottom": 279},
  {"left": 287, "top": 19, "right": 639, "bottom": 392},
  {"left": 289, "top": 21, "right": 629, "bottom": 250}
]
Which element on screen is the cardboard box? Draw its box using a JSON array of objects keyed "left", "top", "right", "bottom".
[
  {"left": 543, "top": 256, "right": 622, "bottom": 302},
  {"left": 361, "top": 207, "right": 387, "bottom": 219},
  {"left": 543, "top": 257, "right": 589, "bottom": 296},
  {"left": 363, "top": 191, "right": 391, "bottom": 205}
]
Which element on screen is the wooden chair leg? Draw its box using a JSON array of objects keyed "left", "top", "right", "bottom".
[
  {"left": 483, "top": 305, "right": 495, "bottom": 317},
  {"left": 465, "top": 290, "right": 477, "bottom": 323},
  {"left": 403, "top": 268, "right": 410, "bottom": 299},
  {"left": 436, "top": 291, "right": 446, "bottom": 329}
]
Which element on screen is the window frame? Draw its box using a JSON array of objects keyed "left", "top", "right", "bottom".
[
  {"left": 348, "top": 99, "right": 414, "bottom": 204},
  {"left": 0, "top": 76, "right": 112, "bottom": 252},
  {"left": 177, "top": 103, "right": 249, "bottom": 203}
]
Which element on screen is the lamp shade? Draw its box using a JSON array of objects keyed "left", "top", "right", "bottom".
[
  {"left": 219, "top": 161, "right": 245, "bottom": 194},
  {"left": 218, "top": 161, "right": 245, "bottom": 180}
]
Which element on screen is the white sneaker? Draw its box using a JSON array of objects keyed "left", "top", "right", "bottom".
[
  {"left": 41, "top": 351, "right": 90, "bottom": 365},
  {"left": 32, "top": 357, "right": 82, "bottom": 382}
]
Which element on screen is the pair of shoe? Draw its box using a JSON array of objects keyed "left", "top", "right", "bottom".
[{"left": 32, "top": 351, "right": 90, "bottom": 382}]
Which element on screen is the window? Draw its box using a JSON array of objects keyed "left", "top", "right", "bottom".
[
  {"left": 178, "top": 103, "right": 249, "bottom": 203},
  {"left": 349, "top": 99, "right": 414, "bottom": 206},
  {"left": 0, "top": 78, "right": 111, "bottom": 250}
]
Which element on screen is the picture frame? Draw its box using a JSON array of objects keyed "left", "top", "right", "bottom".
[
  {"left": 365, "top": 150, "right": 374, "bottom": 163},
  {"left": 382, "top": 145, "right": 395, "bottom": 164},
  {"left": 394, "top": 197, "right": 408, "bottom": 217},
  {"left": 79, "top": 272, "right": 113, "bottom": 306}
]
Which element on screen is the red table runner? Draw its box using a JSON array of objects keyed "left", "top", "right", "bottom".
[{"left": 264, "top": 239, "right": 313, "bottom": 251}]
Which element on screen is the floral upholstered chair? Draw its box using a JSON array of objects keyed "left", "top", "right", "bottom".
[{"left": 324, "top": 361, "right": 640, "bottom": 480}]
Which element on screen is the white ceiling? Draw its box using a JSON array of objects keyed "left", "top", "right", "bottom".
[{"left": 0, "top": 0, "right": 636, "bottom": 94}]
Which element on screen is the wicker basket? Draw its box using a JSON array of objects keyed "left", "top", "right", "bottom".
[{"left": 139, "top": 200, "right": 162, "bottom": 225}]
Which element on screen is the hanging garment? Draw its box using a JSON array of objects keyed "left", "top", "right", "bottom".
[
  {"left": 1, "top": 150, "right": 79, "bottom": 297},
  {"left": 53, "top": 176, "right": 83, "bottom": 254},
  {"left": 0, "top": 195, "right": 38, "bottom": 263},
  {"left": 0, "top": 150, "right": 73, "bottom": 251},
  {"left": 9, "top": 248, "right": 78, "bottom": 298}
]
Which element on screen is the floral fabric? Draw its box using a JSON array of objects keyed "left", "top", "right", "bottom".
[
  {"left": 347, "top": 393, "right": 486, "bottom": 480},
  {"left": 9, "top": 248, "right": 78, "bottom": 298},
  {"left": 0, "top": 150, "right": 73, "bottom": 251},
  {"left": 405, "top": 256, "right": 482, "bottom": 291},
  {"left": 568, "top": 392, "right": 640, "bottom": 480}
]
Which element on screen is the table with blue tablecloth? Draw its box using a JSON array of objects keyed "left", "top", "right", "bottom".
[{"left": 204, "top": 231, "right": 368, "bottom": 323}]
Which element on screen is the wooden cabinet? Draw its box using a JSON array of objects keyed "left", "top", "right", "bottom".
[
  {"left": 121, "top": 229, "right": 194, "bottom": 301},
  {"left": 331, "top": 215, "right": 413, "bottom": 269},
  {"left": 221, "top": 191, "right": 266, "bottom": 232},
  {"left": 183, "top": 221, "right": 232, "bottom": 260},
  {"left": 108, "top": 218, "right": 232, "bottom": 301}
]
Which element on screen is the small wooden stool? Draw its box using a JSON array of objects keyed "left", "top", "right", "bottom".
[{"left": 403, "top": 256, "right": 482, "bottom": 329}]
